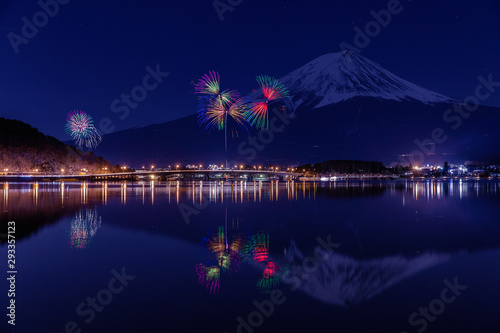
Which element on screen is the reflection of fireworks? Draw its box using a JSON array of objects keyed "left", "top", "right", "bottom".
[
  {"left": 70, "top": 207, "right": 101, "bottom": 249},
  {"left": 257, "top": 261, "right": 280, "bottom": 293},
  {"left": 205, "top": 226, "right": 244, "bottom": 272},
  {"left": 239, "top": 232, "right": 283, "bottom": 293},
  {"left": 242, "top": 232, "right": 269, "bottom": 262},
  {"left": 196, "top": 224, "right": 246, "bottom": 293},
  {"left": 65, "top": 110, "right": 102, "bottom": 149},
  {"left": 195, "top": 264, "right": 220, "bottom": 294},
  {"left": 196, "top": 226, "right": 284, "bottom": 294},
  {"left": 246, "top": 75, "right": 289, "bottom": 130}
]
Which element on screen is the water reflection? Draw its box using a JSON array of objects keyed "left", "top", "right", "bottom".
[
  {"left": 245, "top": 233, "right": 281, "bottom": 293},
  {"left": 2, "top": 179, "right": 500, "bottom": 333},
  {"left": 284, "top": 241, "right": 453, "bottom": 306},
  {"left": 69, "top": 207, "right": 102, "bottom": 249},
  {"left": 3, "top": 182, "right": 8, "bottom": 207},
  {"left": 196, "top": 207, "right": 281, "bottom": 294},
  {"left": 196, "top": 209, "right": 245, "bottom": 294},
  {"left": 1, "top": 180, "right": 500, "bottom": 243}
]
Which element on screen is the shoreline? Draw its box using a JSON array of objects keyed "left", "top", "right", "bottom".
[{"left": 0, "top": 175, "right": 498, "bottom": 183}]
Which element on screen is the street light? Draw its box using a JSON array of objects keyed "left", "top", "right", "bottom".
[
  {"left": 176, "top": 165, "right": 179, "bottom": 171},
  {"left": 240, "top": 165, "right": 244, "bottom": 170}
]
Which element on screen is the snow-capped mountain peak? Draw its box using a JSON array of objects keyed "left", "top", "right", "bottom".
[{"left": 278, "top": 52, "right": 459, "bottom": 109}]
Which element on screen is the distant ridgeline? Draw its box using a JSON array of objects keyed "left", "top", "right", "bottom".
[
  {"left": 299, "top": 160, "right": 388, "bottom": 174},
  {"left": 0, "top": 117, "right": 113, "bottom": 173}
]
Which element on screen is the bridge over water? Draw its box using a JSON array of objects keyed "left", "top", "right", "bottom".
[{"left": 0, "top": 169, "right": 302, "bottom": 182}]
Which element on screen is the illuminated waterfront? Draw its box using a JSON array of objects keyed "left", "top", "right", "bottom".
[{"left": 1, "top": 179, "right": 500, "bottom": 333}]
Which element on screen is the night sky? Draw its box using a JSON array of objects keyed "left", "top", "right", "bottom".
[{"left": 1, "top": 0, "right": 499, "bottom": 141}]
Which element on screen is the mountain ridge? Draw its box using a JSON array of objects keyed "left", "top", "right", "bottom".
[
  {"left": 276, "top": 51, "right": 460, "bottom": 110},
  {"left": 0, "top": 117, "right": 114, "bottom": 173},
  {"left": 92, "top": 52, "right": 499, "bottom": 166}
]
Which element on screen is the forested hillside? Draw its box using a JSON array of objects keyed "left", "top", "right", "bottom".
[{"left": 0, "top": 117, "right": 113, "bottom": 173}]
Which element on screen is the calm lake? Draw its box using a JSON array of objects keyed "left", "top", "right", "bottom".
[{"left": 1, "top": 180, "right": 500, "bottom": 333}]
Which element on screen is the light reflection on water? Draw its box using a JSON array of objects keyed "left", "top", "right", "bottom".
[
  {"left": 69, "top": 207, "right": 102, "bottom": 249},
  {"left": 1, "top": 180, "right": 500, "bottom": 333},
  {"left": 195, "top": 207, "right": 281, "bottom": 295},
  {"left": 2, "top": 179, "right": 499, "bottom": 209}
]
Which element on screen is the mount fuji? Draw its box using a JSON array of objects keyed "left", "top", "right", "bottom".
[
  {"left": 94, "top": 52, "right": 500, "bottom": 166},
  {"left": 278, "top": 52, "right": 459, "bottom": 109}
]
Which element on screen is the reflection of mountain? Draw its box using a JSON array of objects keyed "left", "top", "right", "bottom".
[
  {"left": 0, "top": 183, "right": 94, "bottom": 242},
  {"left": 284, "top": 241, "right": 453, "bottom": 306},
  {"left": 0, "top": 183, "right": 81, "bottom": 241}
]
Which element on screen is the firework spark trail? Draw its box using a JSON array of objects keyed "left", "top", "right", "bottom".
[
  {"left": 195, "top": 71, "right": 244, "bottom": 132},
  {"left": 194, "top": 71, "right": 221, "bottom": 96},
  {"left": 257, "top": 75, "right": 289, "bottom": 101},
  {"left": 195, "top": 71, "right": 253, "bottom": 168},
  {"left": 65, "top": 110, "right": 102, "bottom": 149},
  {"left": 195, "top": 71, "right": 239, "bottom": 107},
  {"left": 227, "top": 97, "right": 252, "bottom": 130},
  {"left": 198, "top": 96, "right": 251, "bottom": 132},
  {"left": 246, "top": 75, "right": 290, "bottom": 129},
  {"left": 197, "top": 96, "right": 226, "bottom": 132}
]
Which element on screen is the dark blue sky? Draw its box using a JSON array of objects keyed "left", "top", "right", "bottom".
[{"left": 1, "top": 0, "right": 499, "bottom": 141}]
